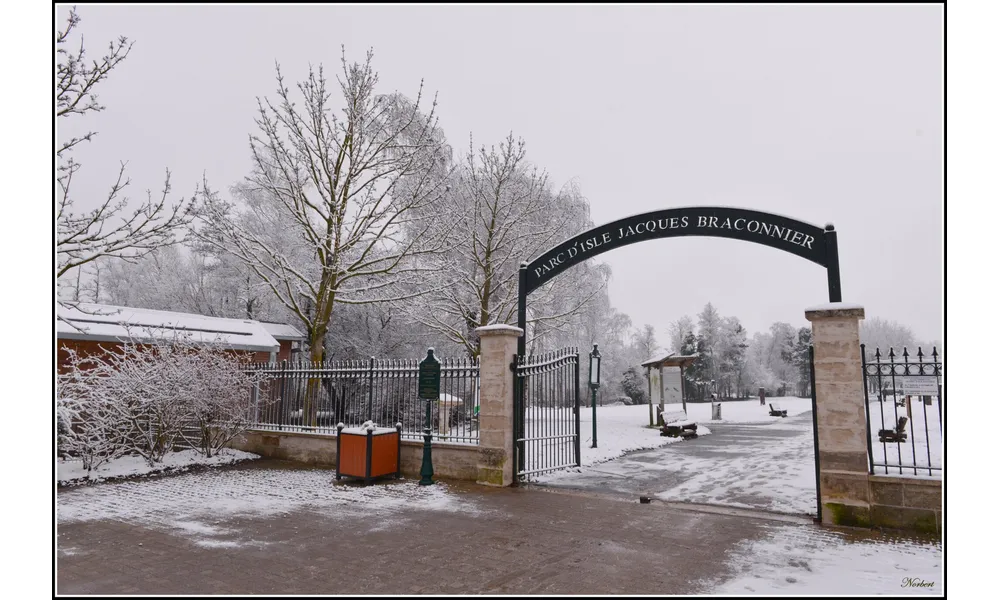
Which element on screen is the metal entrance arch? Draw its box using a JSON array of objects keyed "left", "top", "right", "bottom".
[
  {"left": 514, "top": 206, "right": 842, "bottom": 481},
  {"left": 516, "top": 206, "right": 841, "bottom": 359}
]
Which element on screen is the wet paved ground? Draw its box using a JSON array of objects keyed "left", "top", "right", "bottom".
[
  {"left": 56, "top": 433, "right": 941, "bottom": 595},
  {"left": 535, "top": 412, "right": 817, "bottom": 515},
  {"left": 57, "top": 461, "right": 783, "bottom": 595}
]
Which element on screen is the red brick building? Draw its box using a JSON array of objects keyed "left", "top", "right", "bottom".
[
  {"left": 57, "top": 303, "right": 305, "bottom": 371},
  {"left": 259, "top": 322, "right": 307, "bottom": 362}
]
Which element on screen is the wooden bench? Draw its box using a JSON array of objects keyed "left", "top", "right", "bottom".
[
  {"left": 658, "top": 408, "right": 698, "bottom": 439},
  {"left": 769, "top": 403, "right": 788, "bottom": 418},
  {"left": 878, "top": 416, "right": 908, "bottom": 444}
]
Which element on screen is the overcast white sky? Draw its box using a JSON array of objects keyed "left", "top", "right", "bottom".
[{"left": 56, "top": 4, "right": 943, "bottom": 343}]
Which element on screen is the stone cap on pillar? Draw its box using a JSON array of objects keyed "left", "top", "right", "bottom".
[
  {"left": 805, "top": 302, "right": 865, "bottom": 321},
  {"left": 475, "top": 324, "right": 524, "bottom": 338}
]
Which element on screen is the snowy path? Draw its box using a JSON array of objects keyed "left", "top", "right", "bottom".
[
  {"left": 537, "top": 409, "right": 819, "bottom": 516},
  {"left": 57, "top": 462, "right": 484, "bottom": 550},
  {"left": 706, "top": 522, "right": 942, "bottom": 594}
]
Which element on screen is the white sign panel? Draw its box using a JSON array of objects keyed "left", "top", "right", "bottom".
[
  {"left": 900, "top": 377, "right": 939, "bottom": 396},
  {"left": 663, "top": 366, "right": 683, "bottom": 405}
]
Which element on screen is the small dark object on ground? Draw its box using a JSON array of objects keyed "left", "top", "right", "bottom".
[
  {"left": 878, "top": 416, "right": 909, "bottom": 444},
  {"left": 768, "top": 403, "right": 788, "bottom": 418},
  {"left": 639, "top": 496, "right": 652, "bottom": 504}
]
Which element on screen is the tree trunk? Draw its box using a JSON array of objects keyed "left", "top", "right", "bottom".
[{"left": 303, "top": 335, "right": 325, "bottom": 428}]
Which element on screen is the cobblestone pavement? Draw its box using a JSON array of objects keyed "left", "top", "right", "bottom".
[{"left": 57, "top": 460, "right": 941, "bottom": 595}]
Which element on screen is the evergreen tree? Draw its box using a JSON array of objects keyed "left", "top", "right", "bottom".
[
  {"left": 681, "top": 332, "right": 709, "bottom": 401},
  {"left": 793, "top": 327, "right": 813, "bottom": 397},
  {"left": 719, "top": 318, "right": 749, "bottom": 398},
  {"left": 697, "top": 303, "right": 723, "bottom": 392},
  {"left": 620, "top": 367, "right": 649, "bottom": 406}
]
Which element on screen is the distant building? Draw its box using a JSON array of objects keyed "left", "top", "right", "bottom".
[
  {"left": 56, "top": 303, "right": 305, "bottom": 370},
  {"left": 259, "top": 321, "right": 308, "bottom": 362}
]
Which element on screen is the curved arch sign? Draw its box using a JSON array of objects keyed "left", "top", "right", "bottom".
[{"left": 516, "top": 206, "right": 842, "bottom": 356}]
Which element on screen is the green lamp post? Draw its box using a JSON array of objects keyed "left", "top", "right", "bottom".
[
  {"left": 418, "top": 348, "right": 441, "bottom": 486},
  {"left": 588, "top": 344, "right": 601, "bottom": 448}
]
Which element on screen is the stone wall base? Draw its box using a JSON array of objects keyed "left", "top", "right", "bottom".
[
  {"left": 476, "top": 447, "right": 511, "bottom": 487},
  {"left": 230, "top": 430, "right": 479, "bottom": 481},
  {"left": 821, "top": 474, "right": 942, "bottom": 536},
  {"left": 868, "top": 475, "right": 942, "bottom": 535}
]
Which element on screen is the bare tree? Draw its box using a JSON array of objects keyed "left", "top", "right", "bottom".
[
  {"left": 56, "top": 7, "right": 190, "bottom": 280},
  {"left": 860, "top": 316, "right": 918, "bottom": 355},
  {"left": 631, "top": 324, "right": 660, "bottom": 364},
  {"left": 416, "top": 135, "right": 601, "bottom": 357},
  {"left": 193, "top": 50, "right": 451, "bottom": 425}
]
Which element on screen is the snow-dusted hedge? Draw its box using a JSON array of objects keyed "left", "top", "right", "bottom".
[{"left": 57, "top": 333, "right": 267, "bottom": 474}]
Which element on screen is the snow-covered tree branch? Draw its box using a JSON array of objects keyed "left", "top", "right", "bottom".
[
  {"left": 191, "top": 50, "right": 452, "bottom": 425},
  {"left": 56, "top": 7, "right": 191, "bottom": 280},
  {"left": 411, "top": 136, "right": 602, "bottom": 357}
]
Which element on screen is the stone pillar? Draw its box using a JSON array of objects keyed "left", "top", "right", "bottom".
[
  {"left": 475, "top": 325, "right": 522, "bottom": 487},
  {"left": 805, "top": 304, "right": 871, "bottom": 527}
]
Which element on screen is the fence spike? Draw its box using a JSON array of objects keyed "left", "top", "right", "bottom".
[
  {"left": 888, "top": 347, "right": 895, "bottom": 360},
  {"left": 932, "top": 346, "right": 938, "bottom": 360},
  {"left": 917, "top": 347, "right": 924, "bottom": 360},
  {"left": 902, "top": 347, "right": 909, "bottom": 360},
  {"left": 874, "top": 347, "right": 881, "bottom": 360}
]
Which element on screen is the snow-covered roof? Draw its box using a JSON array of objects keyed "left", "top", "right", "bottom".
[
  {"left": 259, "top": 322, "right": 307, "bottom": 341},
  {"left": 57, "top": 303, "right": 280, "bottom": 353},
  {"left": 641, "top": 353, "right": 699, "bottom": 368}
]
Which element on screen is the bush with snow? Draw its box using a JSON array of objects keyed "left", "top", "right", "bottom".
[
  {"left": 58, "top": 349, "right": 131, "bottom": 472},
  {"left": 57, "top": 331, "right": 268, "bottom": 473},
  {"left": 175, "top": 346, "right": 266, "bottom": 457}
]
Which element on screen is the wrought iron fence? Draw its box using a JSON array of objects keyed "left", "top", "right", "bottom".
[
  {"left": 247, "top": 356, "right": 480, "bottom": 445},
  {"left": 861, "top": 345, "right": 943, "bottom": 477},
  {"left": 514, "top": 348, "right": 581, "bottom": 480}
]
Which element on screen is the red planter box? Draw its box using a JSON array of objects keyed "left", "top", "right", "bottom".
[{"left": 336, "top": 423, "right": 402, "bottom": 484}]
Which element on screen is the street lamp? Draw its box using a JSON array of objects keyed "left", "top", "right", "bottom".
[{"left": 589, "top": 344, "right": 601, "bottom": 448}]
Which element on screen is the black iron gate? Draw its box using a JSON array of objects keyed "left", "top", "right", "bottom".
[
  {"left": 514, "top": 348, "right": 581, "bottom": 481},
  {"left": 809, "top": 346, "right": 822, "bottom": 521},
  {"left": 861, "top": 345, "right": 943, "bottom": 477}
]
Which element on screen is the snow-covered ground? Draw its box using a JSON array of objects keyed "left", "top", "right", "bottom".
[
  {"left": 707, "top": 522, "right": 942, "bottom": 594},
  {"left": 57, "top": 449, "right": 260, "bottom": 485},
  {"left": 534, "top": 399, "right": 807, "bottom": 486},
  {"left": 654, "top": 418, "right": 818, "bottom": 515},
  {"left": 535, "top": 400, "right": 818, "bottom": 515},
  {"left": 868, "top": 399, "right": 942, "bottom": 477},
  {"left": 527, "top": 404, "right": 712, "bottom": 479},
  {"left": 535, "top": 395, "right": 943, "bottom": 516},
  {"left": 58, "top": 466, "right": 481, "bottom": 548},
  {"left": 686, "top": 396, "right": 813, "bottom": 423}
]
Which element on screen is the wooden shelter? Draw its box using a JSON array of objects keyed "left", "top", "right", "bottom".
[{"left": 640, "top": 353, "right": 699, "bottom": 425}]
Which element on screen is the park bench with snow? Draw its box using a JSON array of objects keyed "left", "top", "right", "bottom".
[
  {"left": 657, "top": 407, "right": 698, "bottom": 439},
  {"left": 769, "top": 403, "right": 788, "bottom": 417},
  {"left": 878, "top": 416, "right": 908, "bottom": 444}
]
